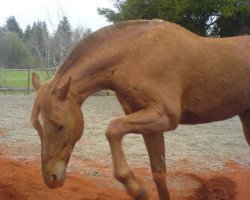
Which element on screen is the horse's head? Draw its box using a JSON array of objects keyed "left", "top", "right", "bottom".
[{"left": 31, "top": 73, "right": 83, "bottom": 188}]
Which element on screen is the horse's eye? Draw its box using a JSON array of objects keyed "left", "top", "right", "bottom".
[{"left": 58, "top": 125, "right": 64, "bottom": 131}]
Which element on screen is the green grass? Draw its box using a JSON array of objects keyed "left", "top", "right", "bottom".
[{"left": 0, "top": 69, "right": 55, "bottom": 94}]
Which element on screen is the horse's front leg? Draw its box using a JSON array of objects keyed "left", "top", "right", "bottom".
[
  {"left": 105, "top": 104, "right": 178, "bottom": 200},
  {"left": 143, "top": 133, "right": 170, "bottom": 200},
  {"left": 105, "top": 119, "right": 149, "bottom": 200}
]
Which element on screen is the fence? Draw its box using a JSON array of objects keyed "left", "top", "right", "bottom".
[{"left": 0, "top": 68, "right": 56, "bottom": 94}]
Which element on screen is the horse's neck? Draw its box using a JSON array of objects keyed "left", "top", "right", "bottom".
[
  {"left": 57, "top": 22, "right": 155, "bottom": 101},
  {"left": 67, "top": 57, "right": 115, "bottom": 100}
]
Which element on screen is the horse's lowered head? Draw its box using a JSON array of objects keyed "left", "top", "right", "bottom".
[{"left": 31, "top": 73, "right": 84, "bottom": 188}]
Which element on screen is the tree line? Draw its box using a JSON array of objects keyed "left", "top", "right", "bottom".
[
  {"left": 98, "top": 0, "right": 250, "bottom": 37},
  {"left": 0, "top": 16, "right": 91, "bottom": 69}
]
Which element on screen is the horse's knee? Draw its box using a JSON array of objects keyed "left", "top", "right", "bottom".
[{"left": 105, "top": 118, "right": 123, "bottom": 141}]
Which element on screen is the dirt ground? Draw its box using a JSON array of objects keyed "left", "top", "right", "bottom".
[{"left": 0, "top": 95, "right": 249, "bottom": 200}]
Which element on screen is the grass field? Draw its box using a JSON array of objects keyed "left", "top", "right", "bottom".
[{"left": 0, "top": 68, "right": 55, "bottom": 94}]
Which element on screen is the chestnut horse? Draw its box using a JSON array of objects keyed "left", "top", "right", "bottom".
[{"left": 31, "top": 20, "right": 250, "bottom": 200}]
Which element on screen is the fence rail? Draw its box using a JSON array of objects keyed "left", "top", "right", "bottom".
[{"left": 0, "top": 68, "right": 56, "bottom": 94}]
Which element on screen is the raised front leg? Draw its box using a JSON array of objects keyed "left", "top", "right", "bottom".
[
  {"left": 105, "top": 104, "right": 178, "bottom": 200},
  {"left": 143, "top": 133, "right": 170, "bottom": 200},
  {"left": 106, "top": 128, "right": 148, "bottom": 199}
]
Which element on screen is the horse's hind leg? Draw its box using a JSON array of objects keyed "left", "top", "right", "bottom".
[
  {"left": 143, "top": 133, "right": 170, "bottom": 200},
  {"left": 239, "top": 110, "right": 250, "bottom": 145}
]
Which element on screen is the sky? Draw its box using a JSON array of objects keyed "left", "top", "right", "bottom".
[{"left": 0, "top": 0, "right": 115, "bottom": 32}]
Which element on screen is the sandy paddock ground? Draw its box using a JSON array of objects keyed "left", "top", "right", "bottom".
[{"left": 0, "top": 95, "right": 249, "bottom": 200}]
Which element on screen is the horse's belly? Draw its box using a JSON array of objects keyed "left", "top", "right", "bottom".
[
  {"left": 180, "top": 87, "right": 250, "bottom": 124},
  {"left": 179, "top": 99, "right": 248, "bottom": 124},
  {"left": 180, "top": 109, "right": 236, "bottom": 124}
]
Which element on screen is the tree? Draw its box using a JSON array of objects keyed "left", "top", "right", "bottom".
[
  {"left": 25, "top": 21, "right": 51, "bottom": 68},
  {"left": 72, "top": 26, "right": 92, "bottom": 46},
  {"left": 0, "top": 32, "right": 31, "bottom": 68},
  {"left": 52, "top": 16, "right": 73, "bottom": 67},
  {"left": 5, "top": 16, "right": 23, "bottom": 39},
  {"left": 0, "top": 27, "right": 5, "bottom": 38},
  {"left": 98, "top": 0, "right": 250, "bottom": 37},
  {"left": 212, "top": 1, "right": 250, "bottom": 36},
  {"left": 23, "top": 25, "right": 32, "bottom": 42}
]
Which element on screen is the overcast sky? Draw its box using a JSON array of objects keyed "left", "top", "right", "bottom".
[{"left": 0, "top": 0, "right": 115, "bottom": 32}]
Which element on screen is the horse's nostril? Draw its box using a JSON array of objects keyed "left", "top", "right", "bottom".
[{"left": 51, "top": 174, "right": 57, "bottom": 182}]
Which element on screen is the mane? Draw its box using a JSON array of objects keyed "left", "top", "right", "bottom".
[{"left": 55, "top": 20, "right": 163, "bottom": 77}]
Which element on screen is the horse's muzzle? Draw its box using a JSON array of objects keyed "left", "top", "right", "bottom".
[
  {"left": 42, "top": 161, "right": 66, "bottom": 189},
  {"left": 45, "top": 173, "right": 65, "bottom": 188}
]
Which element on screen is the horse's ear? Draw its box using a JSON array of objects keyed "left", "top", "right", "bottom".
[
  {"left": 56, "top": 77, "right": 71, "bottom": 101},
  {"left": 32, "top": 73, "right": 41, "bottom": 91}
]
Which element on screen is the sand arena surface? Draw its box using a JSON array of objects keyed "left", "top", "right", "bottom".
[{"left": 0, "top": 95, "right": 249, "bottom": 199}]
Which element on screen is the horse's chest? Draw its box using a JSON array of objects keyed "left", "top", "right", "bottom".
[{"left": 120, "top": 86, "right": 151, "bottom": 112}]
